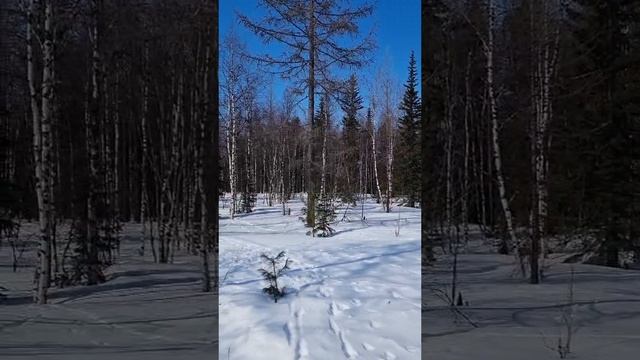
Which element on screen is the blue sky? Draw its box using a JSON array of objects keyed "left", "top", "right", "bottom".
[{"left": 220, "top": 0, "right": 420, "bottom": 120}]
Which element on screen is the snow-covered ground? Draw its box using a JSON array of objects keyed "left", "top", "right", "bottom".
[
  {"left": 0, "top": 223, "right": 216, "bottom": 360},
  {"left": 219, "top": 195, "right": 421, "bottom": 360},
  {"left": 424, "top": 232, "right": 640, "bottom": 360}
]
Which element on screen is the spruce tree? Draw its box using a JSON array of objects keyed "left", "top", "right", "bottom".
[
  {"left": 339, "top": 74, "right": 363, "bottom": 204},
  {"left": 313, "top": 95, "right": 336, "bottom": 237},
  {"left": 239, "top": 190, "right": 256, "bottom": 214},
  {"left": 259, "top": 251, "right": 291, "bottom": 303},
  {"left": 0, "top": 180, "right": 20, "bottom": 241},
  {"left": 240, "top": 164, "right": 257, "bottom": 214},
  {"left": 314, "top": 191, "right": 336, "bottom": 237},
  {"left": 397, "top": 51, "right": 421, "bottom": 207}
]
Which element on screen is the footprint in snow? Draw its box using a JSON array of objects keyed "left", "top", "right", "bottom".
[
  {"left": 329, "top": 301, "right": 341, "bottom": 316},
  {"left": 369, "top": 320, "right": 381, "bottom": 329},
  {"left": 351, "top": 298, "right": 362, "bottom": 307},
  {"left": 319, "top": 287, "right": 332, "bottom": 298},
  {"left": 339, "top": 330, "right": 358, "bottom": 359},
  {"left": 330, "top": 301, "right": 351, "bottom": 316},
  {"left": 382, "top": 351, "right": 397, "bottom": 360},
  {"left": 362, "top": 342, "right": 375, "bottom": 351},
  {"left": 284, "top": 321, "right": 294, "bottom": 346},
  {"left": 351, "top": 281, "right": 371, "bottom": 293},
  {"left": 404, "top": 345, "right": 419, "bottom": 353},
  {"left": 295, "top": 309, "right": 309, "bottom": 359},
  {"left": 329, "top": 317, "right": 339, "bottom": 335}
]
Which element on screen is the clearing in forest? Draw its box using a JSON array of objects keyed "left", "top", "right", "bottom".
[{"left": 219, "top": 196, "right": 421, "bottom": 360}]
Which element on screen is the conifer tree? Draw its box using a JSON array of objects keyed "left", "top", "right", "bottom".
[
  {"left": 313, "top": 94, "right": 336, "bottom": 237},
  {"left": 397, "top": 51, "right": 421, "bottom": 207},
  {"left": 259, "top": 251, "right": 291, "bottom": 303},
  {"left": 339, "top": 74, "right": 363, "bottom": 204},
  {"left": 239, "top": 189, "right": 256, "bottom": 214},
  {"left": 314, "top": 192, "right": 335, "bottom": 237},
  {"left": 0, "top": 180, "right": 20, "bottom": 240}
]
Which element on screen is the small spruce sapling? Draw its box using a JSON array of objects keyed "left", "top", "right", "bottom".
[
  {"left": 259, "top": 251, "right": 291, "bottom": 303},
  {"left": 239, "top": 191, "right": 256, "bottom": 213},
  {"left": 313, "top": 192, "right": 336, "bottom": 237}
]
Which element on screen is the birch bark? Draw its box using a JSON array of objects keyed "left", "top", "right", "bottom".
[{"left": 486, "top": 0, "right": 523, "bottom": 274}]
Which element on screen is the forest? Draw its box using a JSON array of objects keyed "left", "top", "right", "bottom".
[
  {"left": 424, "top": 0, "right": 640, "bottom": 280},
  {"left": 423, "top": 1, "right": 640, "bottom": 359},
  {"left": 0, "top": 0, "right": 217, "bottom": 305}
]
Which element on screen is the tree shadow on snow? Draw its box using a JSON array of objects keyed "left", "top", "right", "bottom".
[
  {"left": 0, "top": 343, "right": 214, "bottom": 357},
  {"left": 1, "top": 270, "right": 201, "bottom": 306},
  {"left": 224, "top": 243, "right": 420, "bottom": 287}
]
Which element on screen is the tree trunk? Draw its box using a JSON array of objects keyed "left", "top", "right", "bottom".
[
  {"left": 228, "top": 91, "right": 237, "bottom": 218},
  {"left": 462, "top": 51, "right": 471, "bottom": 245},
  {"left": 140, "top": 42, "right": 149, "bottom": 257},
  {"left": 386, "top": 124, "right": 393, "bottom": 213},
  {"left": 198, "top": 34, "right": 212, "bottom": 292},
  {"left": 86, "top": 0, "right": 103, "bottom": 285},
  {"left": 305, "top": 0, "right": 316, "bottom": 228},
  {"left": 486, "top": 0, "right": 523, "bottom": 275},
  {"left": 28, "top": 0, "right": 54, "bottom": 304},
  {"left": 371, "top": 121, "right": 383, "bottom": 205}
]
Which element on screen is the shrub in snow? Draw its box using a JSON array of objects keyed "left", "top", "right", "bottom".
[
  {"left": 239, "top": 191, "right": 256, "bottom": 213},
  {"left": 313, "top": 193, "right": 336, "bottom": 237},
  {"left": 64, "top": 220, "right": 108, "bottom": 286},
  {"left": 259, "top": 251, "right": 291, "bottom": 303}
]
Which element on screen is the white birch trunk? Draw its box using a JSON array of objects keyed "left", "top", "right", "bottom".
[
  {"left": 228, "top": 93, "right": 237, "bottom": 218},
  {"left": 531, "top": 0, "right": 560, "bottom": 278},
  {"left": 486, "top": 0, "right": 523, "bottom": 275},
  {"left": 28, "top": 0, "right": 53, "bottom": 303},
  {"left": 386, "top": 114, "right": 393, "bottom": 213},
  {"left": 370, "top": 123, "right": 383, "bottom": 205}
]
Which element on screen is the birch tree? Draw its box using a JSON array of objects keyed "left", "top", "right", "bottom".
[
  {"left": 27, "top": 0, "right": 55, "bottom": 303},
  {"left": 528, "top": 0, "right": 561, "bottom": 284},
  {"left": 486, "top": 0, "right": 523, "bottom": 275}
]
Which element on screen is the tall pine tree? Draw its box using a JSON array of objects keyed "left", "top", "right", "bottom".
[
  {"left": 397, "top": 51, "right": 421, "bottom": 207},
  {"left": 339, "top": 74, "right": 363, "bottom": 204}
]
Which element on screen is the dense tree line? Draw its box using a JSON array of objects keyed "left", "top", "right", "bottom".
[
  {"left": 0, "top": 0, "right": 217, "bottom": 303},
  {"left": 424, "top": 0, "right": 640, "bottom": 281}
]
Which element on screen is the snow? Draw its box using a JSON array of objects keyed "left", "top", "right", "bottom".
[
  {"left": 219, "top": 195, "right": 421, "bottom": 359},
  {"left": 0, "top": 223, "right": 216, "bottom": 360},
  {"left": 424, "top": 230, "right": 640, "bottom": 360}
]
